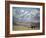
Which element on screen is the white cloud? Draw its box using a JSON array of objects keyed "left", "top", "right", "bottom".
[
  {"left": 31, "top": 9, "right": 39, "bottom": 16},
  {"left": 21, "top": 10, "right": 24, "bottom": 12}
]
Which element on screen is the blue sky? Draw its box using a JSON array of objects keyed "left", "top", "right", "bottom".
[{"left": 13, "top": 7, "right": 40, "bottom": 23}]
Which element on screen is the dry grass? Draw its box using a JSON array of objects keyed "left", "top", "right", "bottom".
[{"left": 13, "top": 25, "right": 33, "bottom": 31}]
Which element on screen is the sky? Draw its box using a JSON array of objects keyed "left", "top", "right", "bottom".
[{"left": 13, "top": 7, "right": 40, "bottom": 23}]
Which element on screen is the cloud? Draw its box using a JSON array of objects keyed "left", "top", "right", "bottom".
[{"left": 13, "top": 7, "right": 40, "bottom": 22}]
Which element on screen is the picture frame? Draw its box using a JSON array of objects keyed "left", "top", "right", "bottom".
[{"left": 5, "top": 1, "right": 45, "bottom": 37}]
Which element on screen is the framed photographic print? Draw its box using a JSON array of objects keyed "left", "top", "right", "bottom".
[{"left": 5, "top": 1, "right": 45, "bottom": 37}]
